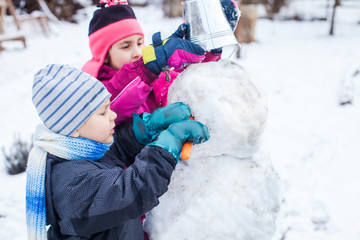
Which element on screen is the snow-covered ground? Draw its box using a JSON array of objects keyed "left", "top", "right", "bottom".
[{"left": 1, "top": 1, "right": 360, "bottom": 239}]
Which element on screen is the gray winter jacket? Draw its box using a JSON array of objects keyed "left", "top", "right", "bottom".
[{"left": 45, "top": 124, "right": 176, "bottom": 239}]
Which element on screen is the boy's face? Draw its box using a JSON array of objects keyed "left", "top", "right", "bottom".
[
  {"left": 105, "top": 34, "right": 144, "bottom": 70},
  {"left": 72, "top": 99, "right": 117, "bottom": 144}
]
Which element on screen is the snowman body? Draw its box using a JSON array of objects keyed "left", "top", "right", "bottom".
[{"left": 144, "top": 60, "right": 280, "bottom": 240}]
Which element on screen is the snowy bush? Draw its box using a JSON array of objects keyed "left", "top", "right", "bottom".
[{"left": 2, "top": 133, "right": 32, "bottom": 175}]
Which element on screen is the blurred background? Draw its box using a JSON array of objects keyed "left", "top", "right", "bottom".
[
  {"left": 1, "top": 0, "right": 360, "bottom": 239},
  {"left": 1, "top": 0, "right": 359, "bottom": 46}
]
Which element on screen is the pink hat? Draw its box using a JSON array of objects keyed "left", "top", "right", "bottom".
[{"left": 82, "top": 4, "right": 144, "bottom": 77}]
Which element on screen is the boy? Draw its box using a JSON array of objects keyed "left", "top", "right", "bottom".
[{"left": 26, "top": 64, "right": 209, "bottom": 239}]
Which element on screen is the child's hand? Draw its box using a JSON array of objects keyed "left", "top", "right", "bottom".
[
  {"left": 209, "top": 0, "right": 240, "bottom": 54},
  {"left": 142, "top": 24, "right": 205, "bottom": 75},
  {"left": 221, "top": 0, "right": 240, "bottom": 31},
  {"left": 147, "top": 120, "right": 210, "bottom": 162},
  {"left": 132, "top": 102, "right": 191, "bottom": 145}
]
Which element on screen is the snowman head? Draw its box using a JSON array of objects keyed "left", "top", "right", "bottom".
[{"left": 167, "top": 60, "right": 268, "bottom": 158}]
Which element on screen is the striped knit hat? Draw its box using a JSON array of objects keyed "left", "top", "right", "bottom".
[
  {"left": 32, "top": 64, "right": 111, "bottom": 136},
  {"left": 82, "top": 2, "right": 144, "bottom": 77}
]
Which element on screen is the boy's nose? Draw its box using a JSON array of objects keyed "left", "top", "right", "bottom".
[{"left": 110, "top": 110, "right": 117, "bottom": 121}]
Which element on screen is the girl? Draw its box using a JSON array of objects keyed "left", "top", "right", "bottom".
[{"left": 82, "top": 0, "right": 239, "bottom": 124}]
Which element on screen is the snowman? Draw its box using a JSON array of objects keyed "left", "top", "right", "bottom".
[{"left": 144, "top": 60, "right": 281, "bottom": 240}]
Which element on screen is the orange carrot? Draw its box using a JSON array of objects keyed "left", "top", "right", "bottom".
[{"left": 180, "top": 116, "right": 194, "bottom": 160}]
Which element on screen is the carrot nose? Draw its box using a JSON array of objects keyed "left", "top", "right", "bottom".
[{"left": 180, "top": 116, "right": 195, "bottom": 160}]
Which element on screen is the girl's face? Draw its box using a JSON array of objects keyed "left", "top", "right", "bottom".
[
  {"left": 72, "top": 99, "right": 117, "bottom": 144},
  {"left": 105, "top": 34, "right": 144, "bottom": 70}
]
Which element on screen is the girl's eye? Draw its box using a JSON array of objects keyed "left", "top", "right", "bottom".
[{"left": 138, "top": 42, "right": 143, "bottom": 46}]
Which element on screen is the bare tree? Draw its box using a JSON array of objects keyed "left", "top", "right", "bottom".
[
  {"left": 263, "top": 0, "right": 286, "bottom": 19},
  {"left": 13, "top": 0, "right": 84, "bottom": 23},
  {"left": 241, "top": 0, "right": 286, "bottom": 19},
  {"left": 329, "top": 0, "right": 341, "bottom": 35},
  {"left": 162, "top": 0, "right": 182, "bottom": 18}
]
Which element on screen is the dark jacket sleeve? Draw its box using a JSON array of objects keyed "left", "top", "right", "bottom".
[
  {"left": 49, "top": 132, "right": 176, "bottom": 237},
  {"left": 105, "top": 123, "right": 145, "bottom": 167}
]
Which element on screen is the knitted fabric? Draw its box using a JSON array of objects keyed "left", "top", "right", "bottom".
[
  {"left": 26, "top": 124, "right": 112, "bottom": 240},
  {"left": 99, "top": 0, "right": 128, "bottom": 7},
  {"left": 88, "top": 4, "right": 138, "bottom": 36},
  {"left": 32, "top": 64, "right": 111, "bottom": 136}
]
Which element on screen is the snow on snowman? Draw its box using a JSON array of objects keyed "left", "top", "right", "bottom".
[{"left": 144, "top": 59, "right": 281, "bottom": 240}]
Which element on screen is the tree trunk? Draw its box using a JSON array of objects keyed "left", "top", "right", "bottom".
[
  {"left": 329, "top": 0, "right": 341, "bottom": 36},
  {"left": 162, "top": 0, "right": 183, "bottom": 18}
]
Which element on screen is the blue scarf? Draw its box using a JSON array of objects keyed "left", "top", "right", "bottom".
[{"left": 26, "top": 124, "right": 112, "bottom": 239}]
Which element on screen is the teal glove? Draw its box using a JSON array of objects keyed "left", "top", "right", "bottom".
[
  {"left": 133, "top": 102, "right": 191, "bottom": 145},
  {"left": 147, "top": 120, "right": 210, "bottom": 162}
]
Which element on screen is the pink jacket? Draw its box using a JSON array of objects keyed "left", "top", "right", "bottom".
[{"left": 96, "top": 52, "right": 221, "bottom": 124}]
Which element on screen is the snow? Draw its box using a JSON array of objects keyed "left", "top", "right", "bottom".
[
  {"left": 167, "top": 60, "right": 268, "bottom": 159},
  {"left": 144, "top": 60, "right": 280, "bottom": 240},
  {"left": 1, "top": 1, "right": 360, "bottom": 239}
]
